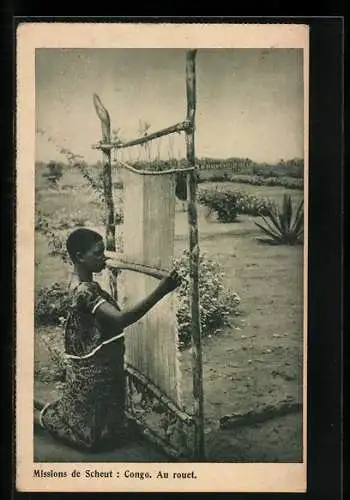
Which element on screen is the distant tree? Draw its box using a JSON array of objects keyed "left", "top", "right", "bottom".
[{"left": 43, "top": 161, "right": 63, "bottom": 188}]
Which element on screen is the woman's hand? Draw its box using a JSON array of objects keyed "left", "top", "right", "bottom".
[{"left": 159, "top": 269, "right": 182, "bottom": 295}]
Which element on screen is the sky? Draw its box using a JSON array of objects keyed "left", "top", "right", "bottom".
[{"left": 35, "top": 48, "right": 304, "bottom": 164}]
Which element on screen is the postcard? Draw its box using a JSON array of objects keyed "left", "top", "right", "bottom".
[{"left": 16, "top": 21, "right": 308, "bottom": 492}]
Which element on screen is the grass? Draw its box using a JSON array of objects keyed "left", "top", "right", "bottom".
[
  {"left": 34, "top": 169, "right": 304, "bottom": 462},
  {"left": 176, "top": 210, "right": 303, "bottom": 419}
]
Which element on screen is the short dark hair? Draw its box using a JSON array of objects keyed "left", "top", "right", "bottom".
[{"left": 66, "top": 228, "right": 103, "bottom": 263}]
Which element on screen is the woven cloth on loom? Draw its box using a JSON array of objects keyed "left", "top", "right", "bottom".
[{"left": 118, "top": 168, "right": 182, "bottom": 405}]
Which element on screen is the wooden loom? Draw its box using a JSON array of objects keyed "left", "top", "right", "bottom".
[{"left": 92, "top": 50, "right": 204, "bottom": 460}]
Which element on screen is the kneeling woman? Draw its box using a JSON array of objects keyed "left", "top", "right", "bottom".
[{"left": 40, "top": 228, "right": 181, "bottom": 452}]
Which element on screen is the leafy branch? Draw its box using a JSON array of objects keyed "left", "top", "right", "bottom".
[{"left": 37, "top": 127, "right": 105, "bottom": 203}]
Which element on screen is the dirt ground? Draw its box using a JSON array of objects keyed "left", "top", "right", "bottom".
[
  {"left": 34, "top": 184, "right": 304, "bottom": 462},
  {"left": 34, "top": 379, "right": 302, "bottom": 463}
]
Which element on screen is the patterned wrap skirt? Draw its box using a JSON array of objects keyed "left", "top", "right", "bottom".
[{"left": 40, "top": 335, "right": 127, "bottom": 452}]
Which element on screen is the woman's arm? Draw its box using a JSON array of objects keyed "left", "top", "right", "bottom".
[{"left": 95, "top": 270, "right": 181, "bottom": 331}]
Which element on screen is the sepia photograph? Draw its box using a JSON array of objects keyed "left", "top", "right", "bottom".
[{"left": 16, "top": 23, "right": 308, "bottom": 492}]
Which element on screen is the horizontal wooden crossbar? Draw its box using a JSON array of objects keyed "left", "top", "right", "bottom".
[
  {"left": 219, "top": 400, "right": 302, "bottom": 430},
  {"left": 105, "top": 251, "right": 169, "bottom": 280},
  {"left": 92, "top": 121, "right": 190, "bottom": 151}
]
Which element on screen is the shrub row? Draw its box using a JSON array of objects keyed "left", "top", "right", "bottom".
[
  {"left": 213, "top": 174, "right": 303, "bottom": 190},
  {"left": 36, "top": 157, "right": 304, "bottom": 184}
]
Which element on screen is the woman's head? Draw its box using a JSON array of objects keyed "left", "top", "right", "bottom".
[{"left": 66, "top": 228, "right": 106, "bottom": 273}]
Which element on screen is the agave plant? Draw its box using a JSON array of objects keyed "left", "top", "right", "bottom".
[{"left": 254, "top": 194, "right": 304, "bottom": 245}]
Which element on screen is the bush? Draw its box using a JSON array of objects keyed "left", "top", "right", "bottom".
[
  {"left": 35, "top": 211, "right": 51, "bottom": 232},
  {"left": 35, "top": 282, "right": 71, "bottom": 326},
  {"left": 174, "top": 249, "right": 241, "bottom": 348},
  {"left": 235, "top": 193, "right": 276, "bottom": 217},
  {"left": 42, "top": 162, "right": 64, "bottom": 187},
  {"left": 198, "top": 187, "right": 275, "bottom": 221},
  {"left": 198, "top": 189, "right": 241, "bottom": 222},
  {"left": 228, "top": 175, "right": 303, "bottom": 190},
  {"left": 47, "top": 231, "right": 71, "bottom": 262},
  {"left": 210, "top": 172, "right": 230, "bottom": 182}
]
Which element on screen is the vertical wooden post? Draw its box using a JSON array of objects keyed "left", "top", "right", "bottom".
[
  {"left": 185, "top": 50, "right": 205, "bottom": 460},
  {"left": 93, "top": 93, "right": 116, "bottom": 252}
]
